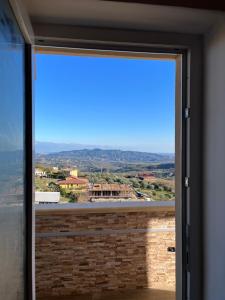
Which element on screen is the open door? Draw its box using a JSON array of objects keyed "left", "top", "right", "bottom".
[
  {"left": 0, "top": 0, "right": 33, "bottom": 299},
  {"left": 0, "top": 0, "right": 26, "bottom": 298}
]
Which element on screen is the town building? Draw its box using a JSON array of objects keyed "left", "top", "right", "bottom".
[
  {"left": 35, "top": 168, "right": 46, "bottom": 177},
  {"left": 52, "top": 166, "right": 59, "bottom": 171},
  {"left": 138, "top": 173, "right": 155, "bottom": 181},
  {"left": 57, "top": 176, "right": 88, "bottom": 191},
  {"left": 89, "top": 183, "right": 135, "bottom": 202},
  {"left": 35, "top": 192, "right": 60, "bottom": 204},
  {"left": 70, "top": 168, "right": 78, "bottom": 177}
]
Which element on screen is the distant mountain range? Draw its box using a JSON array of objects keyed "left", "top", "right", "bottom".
[
  {"left": 36, "top": 148, "right": 174, "bottom": 166},
  {"left": 35, "top": 141, "right": 118, "bottom": 154}
]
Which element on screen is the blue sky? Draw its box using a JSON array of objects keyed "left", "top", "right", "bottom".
[{"left": 35, "top": 54, "right": 175, "bottom": 153}]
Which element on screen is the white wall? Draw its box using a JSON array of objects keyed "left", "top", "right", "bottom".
[{"left": 204, "top": 19, "right": 225, "bottom": 300}]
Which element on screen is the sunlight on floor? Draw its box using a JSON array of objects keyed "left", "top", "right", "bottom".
[{"left": 38, "top": 288, "right": 175, "bottom": 300}]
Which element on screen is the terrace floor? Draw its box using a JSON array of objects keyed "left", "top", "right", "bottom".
[{"left": 38, "top": 289, "right": 175, "bottom": 300}]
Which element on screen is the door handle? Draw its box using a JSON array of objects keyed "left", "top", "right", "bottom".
[{"left": 167, "top": 247, "right": 176, "bottom": 252}]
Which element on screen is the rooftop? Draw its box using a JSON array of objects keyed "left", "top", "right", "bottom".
[
  {"left": 91, "top": 183, "right": 132, "bottom": 192},
  {"left": 57, "top": 177, "right": 88, "bottom": 185}
]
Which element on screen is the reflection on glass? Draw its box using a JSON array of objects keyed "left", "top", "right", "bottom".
[{"left": 0, "top": 0, "right": 25, "bottom": 298}]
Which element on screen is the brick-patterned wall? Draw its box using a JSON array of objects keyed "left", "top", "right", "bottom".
[{"left": 35, "top": 206, "right": 175, "bottom": 298}]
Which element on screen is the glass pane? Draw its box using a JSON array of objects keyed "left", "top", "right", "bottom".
[{"left": 0, "top": 0, "right": 25, "bottom": 299}]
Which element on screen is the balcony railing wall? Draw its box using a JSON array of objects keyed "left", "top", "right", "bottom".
[{"left": 35, "top": 202, "right": 175, "bottom": 298}]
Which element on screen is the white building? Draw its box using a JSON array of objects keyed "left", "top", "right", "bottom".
[
  {"left": 35, "top": 168, "right": 46, "bottom": 177},
  {"left": 35, "top": 192, "right": 60, "bottom": 204}
]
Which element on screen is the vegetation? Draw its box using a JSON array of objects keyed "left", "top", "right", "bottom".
[
  {"left": 35, "top": 177, "right": 78, "bottom": 203},
  {"left": 36, "top": 148, "right": 174, "bottom": 163},
  {"left": 36, "top": 149, "right": 174, "bottom": 173},
  {"left": 86, "top": 173, "right": 175, "bottom": 201},
  {"left": 35, "top": 149, "right": 175, "bottom": 203},
  {"left": 35, "top": 177, "right": 58, "bottom": 192}
]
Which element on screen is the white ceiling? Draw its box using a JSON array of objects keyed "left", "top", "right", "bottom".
[{"left": 23, "top": 0, "right": 225, "bottom": 35}]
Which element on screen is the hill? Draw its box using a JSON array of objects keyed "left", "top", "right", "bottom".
[{"left": 36, "top": 148, "right": 174, "bottom": 172}]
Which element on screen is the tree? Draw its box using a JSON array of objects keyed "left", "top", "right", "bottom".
[
  {"left": 115, "top": 177, "right": 129, "bottom": 184},
  {"left": 105, "top": 177, "right": 115, "bottom": 184},
  {"left": 164, "top": 186, "right": 172, "bottom": 192},
  {"left": 158, "top": 185, "right": 164, "bottom": 191},
  {"left": 67, "top": 192, "right": 78, "bottom": 203},
  {"left": 130, "top": 178, "right": 140, "bottom": 188},
  {"left": 153, "top": 184, "right": 159, "bottom": 190},
  {"left": 48, "top": 182, "right": 61, "bottom": 192},
  {"left": 60, "top": 188, "right": 67, "bottom": 197},
  {"left": 147, "top": 184, "right": 155, "bottom": 190},
  {"left": 140, "top": 180, "right": 148, "bottom": 189}
]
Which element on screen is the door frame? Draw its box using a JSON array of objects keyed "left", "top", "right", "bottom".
[
  {"left": 7, "top": 3, "right": 203, "bottom": 298},
  {"left": 34, "top": 38, "right": 202, "bottom": 300}
]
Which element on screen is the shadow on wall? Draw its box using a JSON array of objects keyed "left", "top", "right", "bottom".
[{"left": 35, "top": 208, "right": 175, "bottom": 299}]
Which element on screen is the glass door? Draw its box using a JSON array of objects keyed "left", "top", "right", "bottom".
[{"left": 0, "top": 0, "right": 26, "bottom": 298}]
